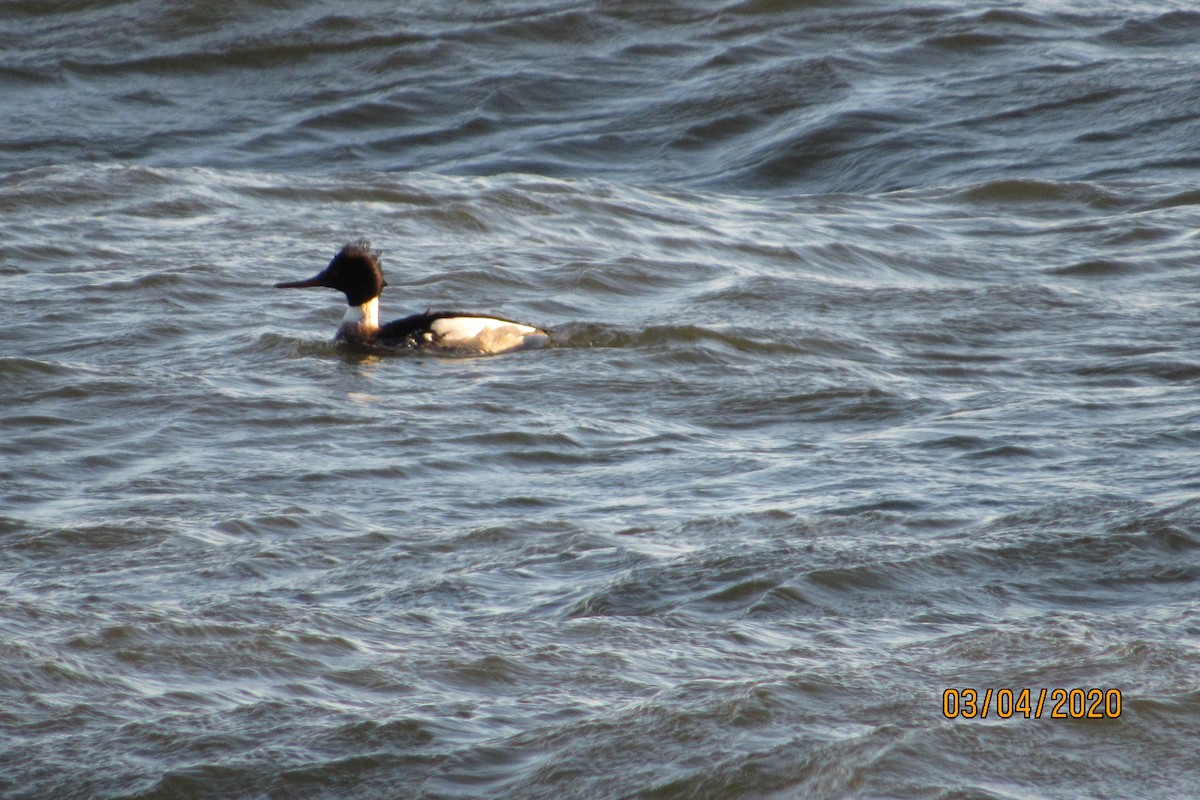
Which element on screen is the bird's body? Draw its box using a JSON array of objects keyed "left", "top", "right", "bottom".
[{"left": 275, "top": 242, "right": 549, "bottom": 355}]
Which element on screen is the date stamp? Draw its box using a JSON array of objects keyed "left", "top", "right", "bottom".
[{"left": 942, "top": 688, "right": 1122, "bottom": 719}]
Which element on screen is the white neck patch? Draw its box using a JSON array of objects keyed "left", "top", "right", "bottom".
[{"left": 337, "top": 297, "right": 380, "bottom": 342}]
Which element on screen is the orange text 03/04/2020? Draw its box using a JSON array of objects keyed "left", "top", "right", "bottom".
[{"left": 942, "top": 688, "right": 1122, "bottom": 720}]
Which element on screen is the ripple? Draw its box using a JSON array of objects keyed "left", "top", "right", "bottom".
[{"left": 6, "top": 4, "right": 1200, "bottom": 794}]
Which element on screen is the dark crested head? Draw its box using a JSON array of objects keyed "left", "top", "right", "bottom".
[{"left": 274, "top": 241, "right": 388, "bottom": 306}]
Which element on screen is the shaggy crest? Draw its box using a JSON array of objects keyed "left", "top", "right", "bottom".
[
  {"left": 339, "top": 240, "right": 382, "bottom": 265},
  {"left": 321, "top": 240, "right": 387, "bottom": 304}
]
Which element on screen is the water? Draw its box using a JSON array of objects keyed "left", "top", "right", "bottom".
[{"left": 3, "top": 2, "right": 1200, "bottom": 798}]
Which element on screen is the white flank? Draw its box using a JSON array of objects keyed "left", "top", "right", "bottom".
[{"left": 429, "top": 316, "right": 546, "bottom": 354}]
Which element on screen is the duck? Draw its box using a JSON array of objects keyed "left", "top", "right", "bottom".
[{"left": 275, "top": 242, "right": 549, "bottom": 354}]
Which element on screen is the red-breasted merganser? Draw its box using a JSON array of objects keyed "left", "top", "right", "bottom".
[{"left": 275, "top": 242, "right": 549, "bottom": 354}]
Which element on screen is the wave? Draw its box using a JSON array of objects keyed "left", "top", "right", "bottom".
[{"left": 5, "top": 3, "right": 1200, "bottom": 193}]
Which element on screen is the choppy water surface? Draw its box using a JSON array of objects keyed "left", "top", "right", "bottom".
[{"left": 3, "top": 2, "right": 1200, "bottom": 798}]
